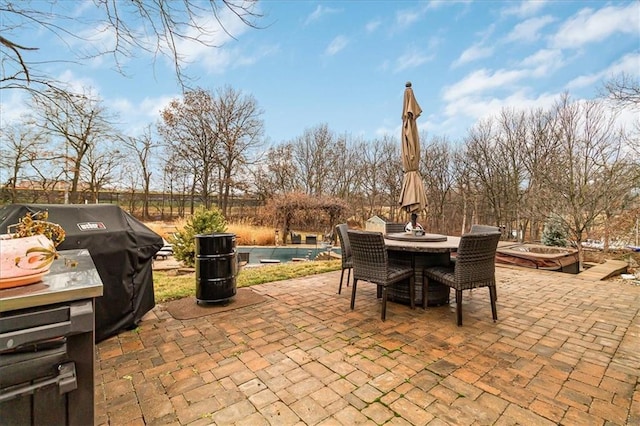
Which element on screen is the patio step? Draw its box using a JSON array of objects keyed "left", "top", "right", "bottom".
[{"left": 577, "top": 259, "right": 628, "bottom": 281}]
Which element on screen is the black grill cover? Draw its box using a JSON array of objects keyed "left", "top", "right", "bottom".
[{"left": 0, "top": 204, "right": 163, "bottom": 342}]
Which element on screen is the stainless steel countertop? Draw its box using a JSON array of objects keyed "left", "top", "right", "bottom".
[{"left": 0, "top": 249, "right": 104, "bottom": 312}]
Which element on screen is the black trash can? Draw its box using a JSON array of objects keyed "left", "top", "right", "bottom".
[{"left": 195, "top": 233, "right": 238, "bottom": 303}]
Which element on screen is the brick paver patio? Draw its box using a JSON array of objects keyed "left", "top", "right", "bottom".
[{"left": 96, "top": 266, "right": 640, "bottom": 425}]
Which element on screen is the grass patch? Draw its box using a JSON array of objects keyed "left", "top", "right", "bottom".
[{"left": 154, "top": 260, "right": 341, "bottom": 302}]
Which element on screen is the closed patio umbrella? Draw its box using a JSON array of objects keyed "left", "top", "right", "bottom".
[{"left": 398, "top": 81, "right": 427, "bottom": 229}]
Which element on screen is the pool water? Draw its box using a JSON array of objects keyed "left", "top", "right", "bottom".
[{"left": 238, "top": 246, "right": 341, "bottom": 264}]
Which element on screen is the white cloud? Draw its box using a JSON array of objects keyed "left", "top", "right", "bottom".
[
  {"left": 428, "top": 36, "right": 443, "bottom": 51},
  {"left": 109, "top": 98, "right": 135, "bottom": 117},
  {"left": 394, "top": 1, "right": 455, "bottom": 28},
  {"left": 395, "top": 48, "right": 434, "bottom": 72},
  {"left": 395, "top": 7, "right": 424, "bottom": 27},
  {"left": 443, "top": 68, "right": 527, "bottom": 101},
  {"left": 452, "top": 44, "right": 494, "bottom": 67},
  {"left": 443, "top": 90, "right": 558, "bottom": 123},
  {"left": 198, "top": 48, "right": 233, "bottom": 73},
  {"left": 170, "top": 6, "right": 278, "bottom": 74},
  {"left": 377, "top": 59, "right": 391, "bottom": 73},
  {"left": 107, "top": 95, "right": 176, "bottom": 136},
  {"left": 175, "top": 11, "right": 247, "bottom": 60},
  {"left": 197, "top": 42, "right": 279, "bottom": 74},
  {"left": 445, "top": 46, "right": 569, "bottom": 106},
  {"left": 505, "top": 15, "right": 556, "bottom": 43},
  {"left": 57, "top": 70, "right": 99, "bottom": 93},
  {"left": 140, "top": 96, "right": 174, "bottom": 120},
  {"left": 427, "top": 0, "right": 473, "bottom": 11},
  {"left": 73, "top": 20, "right": 117, "bottom": 48},
  {"left": 551, "top": 3, "right": 640, "bottom": 49},
  {"left": 324, "top": 36, "right": 348, "bottom": 56},
  {"left": 365, "top": 19, "right": 381, "bottom": 33},
  {"left": 566, "top": 52, "right": 640, "bottom": 90},
  {"left": 501, "top": 0, "right": 548, "bottom": 18},
  {"left": 304, "top": 5, "right": 341, "bottom": 25},
  {"left": 0, "top": 90, "right": 30, "bottom": 127},
  {"left": 519, "top": 49, "right": 564, "bottom": 76}
]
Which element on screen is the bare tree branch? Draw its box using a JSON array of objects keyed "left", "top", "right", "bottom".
[
  {"left": 601, "top": 72, "right": 640, "bottom": 109},
  {"left": 1, "top": 0, "right": 263, "bottom": 91}
]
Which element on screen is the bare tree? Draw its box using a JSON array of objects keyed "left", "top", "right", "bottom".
[
  {"left": 0, "top": 118, "right": 48, "bottom": 202},
  {"left": 290, "top": 124, "right": 340, "bottom": 196},
  {"left": 358, "top": 137, "right": 395, "bottom": 220},
  {"left": 1, "top": 1, "right": 262, "bottom": 92},
  {"left": 327, "top": 133, "right": 361, "bottom": 200},
  {"left": 82, "top": 141, "right": 125, "bottom": 204},
  {"left": 121, "top": 127, "right": 159, "bottom": 219},
  {"left": 211, "top": 85, "right": 265, "bottom": 216},
  {"left": 494, "top": 108, "right": 529, "bottom": 240},
  {"left": 159, "top": 86, "right": 263, "bottom": 216},
  {"left": 452, "top": 148, "right": 474, "bottom": 235},
  {"left": 159, "top": 89, "right": 219, "bottom": 211},
  {"left": 462, "top": 118, "right": 503, "bottom": 227},
  {"left": 601, "top": 72, "right": 640, "bottom": 109},
  {"left": 32, "top": 88, "right": 118, "bottom": 204},
  {"left": 160, "top": 160, "right": 193, "bottom": 219},
  {"left": 377, "top": 137, "right": 404, "bottom": 222},
  {"left": 421, "top": 135, "right": 457, "bottom": 233},
  {"left": 538, "top": 94, "right": 632, "bottom": 266},
  {"left": 120, "top": 161, "right": 142, "bottom": 215},
  {"left": 521, "top": 107, "right": 558, "bottom": 241},
  {"left": 252, "top": 143, "right": 299, "bottom": 200}
]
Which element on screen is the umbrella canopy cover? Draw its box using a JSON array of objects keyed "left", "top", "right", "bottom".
[{"left": 398, "top": 82, "right": 428, "bottom": 214}]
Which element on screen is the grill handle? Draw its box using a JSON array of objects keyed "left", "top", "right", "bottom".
[{"left": 0, "top": 362, "right": 77, "bottom": 403}]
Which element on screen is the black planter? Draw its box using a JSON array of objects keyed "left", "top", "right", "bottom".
[{"left": 195, "top": 233, "right": 237, "bottom": 303}]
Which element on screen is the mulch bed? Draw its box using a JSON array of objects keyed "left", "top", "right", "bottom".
[{"left": 164, "top": 287, "right": 266, "bottom": 320}]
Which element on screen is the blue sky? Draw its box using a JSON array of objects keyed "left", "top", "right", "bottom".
[{"left": 3, "top": 0, "right": 639, "bottom": 145}]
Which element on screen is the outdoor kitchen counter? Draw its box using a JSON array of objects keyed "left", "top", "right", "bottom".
[
  {"left": 0, "top": 249, "right": 104, "bottom": 425},
  {"left": 0, "top": 249, "right": 103, "bottom": 312}
]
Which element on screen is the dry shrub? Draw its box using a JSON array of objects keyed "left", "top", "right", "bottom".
[
  {"left": 144, "top": 219, "right": 281, "bottom": 246},
  {"left": 227, "top": 222, "right": 275, "bottom": 246},
  {"left": 144, "top": 221, "right": 179, "bottom": 239}
]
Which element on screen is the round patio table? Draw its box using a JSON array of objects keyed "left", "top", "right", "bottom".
[{"left": 384, "top": 233, "right": 461, "bottom": 306}]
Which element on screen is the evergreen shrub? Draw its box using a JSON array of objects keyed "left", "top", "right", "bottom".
[{"left": 169, "top": 207, "right": 227, "bottom": 267}]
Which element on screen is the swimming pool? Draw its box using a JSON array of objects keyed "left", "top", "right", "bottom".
[{"left": 238, "top": 246, "right": 341, "bottom": 264}]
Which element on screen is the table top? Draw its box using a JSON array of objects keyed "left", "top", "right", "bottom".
[
  {"left": 0, "top": 249, "right": 104, "bottom": 312},
  {"left": 385, "top": 232, "right": 448, "bottom": 242},
  {"left": 385, "top": 235, "right": 460, "bottom": 253}
]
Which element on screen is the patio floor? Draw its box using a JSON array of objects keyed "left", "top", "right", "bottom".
[{"left": 96, "top": 266, "right": 640, "bottom": 425}]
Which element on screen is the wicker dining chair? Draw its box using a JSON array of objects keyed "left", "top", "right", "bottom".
[
  {"left": 452, "top": 224, "right": 500, "bottom": 260},
  {"left": 470, "top": 224, "right": 500, "bottom": 234},
  {"left": 423, "top": 232, "right": 500, "bottom": 326},
  {"left": 467, "top": 225, "right": 501, "bottom": 301},
  {"left": 385, "top": 222, "right": 406, "bottom": 234},
  {"left": 347, "top": 229, "right": 415, "bottom": 321},
  {"left": 335, "top": 224, "right": 353, "bottom": 294}
]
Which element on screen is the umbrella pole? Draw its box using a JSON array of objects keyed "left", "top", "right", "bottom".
[{"left": 411, "top": 213, "right": 418, "bottom": 229}]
